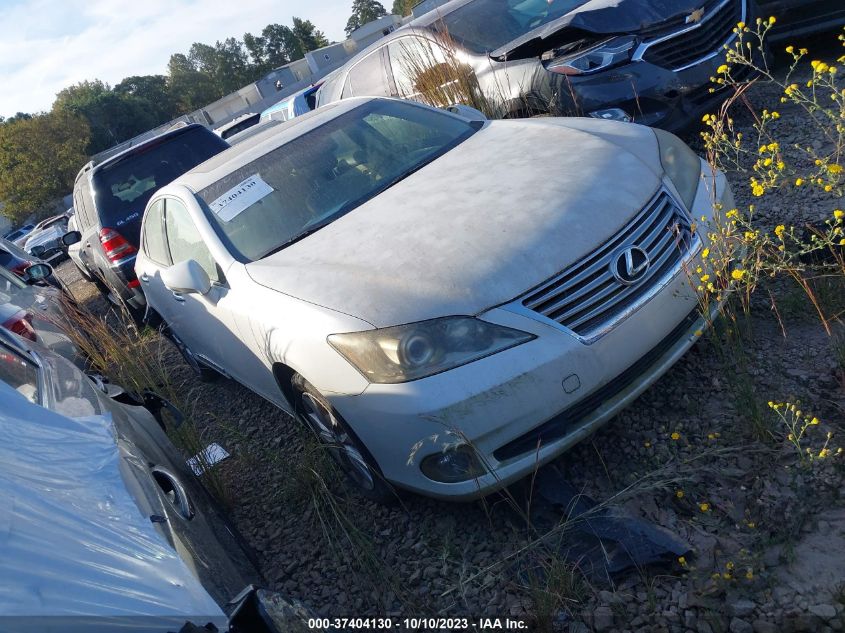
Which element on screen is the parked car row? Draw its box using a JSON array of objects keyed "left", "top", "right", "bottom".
[
  {"left": 69, "top": 123, "right": 230, "bottom": 317},
  {"left": 316, "top": 0, "right": 845, "bottom": 130},
  {"left": 47, "top": 0, "right": 842, "bottom": 505}
]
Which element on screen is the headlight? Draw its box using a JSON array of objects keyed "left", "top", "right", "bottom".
[
  {"left": 544, "top": 36, "right": 636, "bottom": 76},
  {"left": 328, "top": 317, "right": 535, "bottom": 384},
  {"left": 654, "top": 128, "right": 702, "bottom": 211}
]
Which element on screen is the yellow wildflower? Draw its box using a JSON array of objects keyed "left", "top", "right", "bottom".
[
  {"left": 731, "top": 269, "right": 746, "bottom": 281},
  {"left": 774, "top": 225, "right": 786, "bottom": 238},
  {"left": 676, "top": 490, "right": 685, "bottom": 499},
  {"left": 678, "top": 556, "right": 687, "bottom": 566},
  {"left": 699, "top": 502, "right": 711, "bottom": 513},
  {"left": 795, "top": 178, "right": 804, "bottom": 186},
  {"left": 834, "top": 209, "right": 844, "bottom": 221},
  {"left": 671, "top": 432, "right": 681, "bottom": 441}
]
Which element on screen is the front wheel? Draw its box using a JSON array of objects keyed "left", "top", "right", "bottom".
[{"left": 291, "top": 374, "right": 396, "bottom": 504}]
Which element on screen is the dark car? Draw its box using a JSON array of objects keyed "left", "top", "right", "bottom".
[
  {"left": 72, "top": 124, "right": 229, "bottom": 314},
  {"left": 761, "top": 0, "right": 845, "bottom": 39},
  {"left": 317, "top": 0, "right": 844, "bottom": 131}
]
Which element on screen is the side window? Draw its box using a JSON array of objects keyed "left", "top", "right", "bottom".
[
  {"left": 164, "top": 199, "right": 219, "bottom": 284},
  {"left": 0, "top": 345, "right": 39, "bottom": 404},
  {"left": 141, "top": 200, "right": 170, "bottom": 265},
  {"left": 73, "top": 190, "right": 88, "bottom": 229},
  {"left": 345, "top": 50, "right": 391, "bottom": 98},
  {"left": 388, "top": 37, "right": 449, "bottom": 99}
]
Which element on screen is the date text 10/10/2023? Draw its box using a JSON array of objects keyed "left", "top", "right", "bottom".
[{"left": 307, "top": 617, "right": 529, "bottom": 630}]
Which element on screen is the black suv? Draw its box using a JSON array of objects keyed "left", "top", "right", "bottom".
[{"left": 72, "top": 125, "right": 229, "bottom": 314}]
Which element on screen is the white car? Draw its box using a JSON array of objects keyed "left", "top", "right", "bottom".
[{"left": 135, "top": 97, "right": 733, "bottom": 501}]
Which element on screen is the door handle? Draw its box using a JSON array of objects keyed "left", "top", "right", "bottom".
[
  {"left": 172, "top": 292, "right": 185, "bottom": 302},
  {"left": 140, "top": 273, "right": 150, "bottom": 283}
]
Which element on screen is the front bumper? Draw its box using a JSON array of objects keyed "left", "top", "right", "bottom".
[
  {"left": 330, "top": 170, "right": 731, "bottom": 499},
  {"left": 545, "top": 1, "right": 755, "bottom": 134}
]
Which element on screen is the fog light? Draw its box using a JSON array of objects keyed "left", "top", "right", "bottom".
[
  {"left": 420, "top": 445, "right": 486, "bottom": 483},
  {"left": 589, "top": 108, "right": 632, "bottom": 122}
]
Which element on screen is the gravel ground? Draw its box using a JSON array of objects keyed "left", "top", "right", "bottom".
[{"left": 55, "top": 34, "right": 845, "bottom": 633}]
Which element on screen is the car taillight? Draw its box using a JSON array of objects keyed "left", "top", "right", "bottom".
[
  {"left": 99, "top": 228, "right": 137, "bottom": 263},
  {"left": 10, "top": 261, "right": 30, "bottom": 276},
  {"left": 2, "top": 310, "right": 36, "bottom": 342}
]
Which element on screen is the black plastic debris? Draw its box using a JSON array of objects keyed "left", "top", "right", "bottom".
[{"left": 521, "top": 466, "right": 691, "bottom": 584}]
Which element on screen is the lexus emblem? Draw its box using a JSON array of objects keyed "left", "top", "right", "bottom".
[
  {"left": 686, "top": 7, "right": 705, "bottom": 23},
  {"left": 611, "top": 246, "right": 651, "bottom": 285}
]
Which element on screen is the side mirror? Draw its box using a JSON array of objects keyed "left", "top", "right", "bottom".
[
  {"left": 62, "top": 230, "right": 81, "bottom": 247},
  {"left": 445, "top": 104, "right": 487, "bottom": 122},
  {"left": 161, "top": 260, "right": 211, "bottom": 296},
  {"left": 24, "top": 263, "right": 52, "bottom": 282},
  {"left": 30, "top": 245, "right": 47, "bottom": 257}
]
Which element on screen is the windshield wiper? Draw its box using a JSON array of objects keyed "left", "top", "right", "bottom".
[{"left": 259, "top": 218, "right": 338, "bottom": 259}]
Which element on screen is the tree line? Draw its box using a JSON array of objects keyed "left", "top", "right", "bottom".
[{"left": 0, "top": 0, "right": 419, "bottom": 222}]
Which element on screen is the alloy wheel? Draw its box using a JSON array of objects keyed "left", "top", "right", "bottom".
[{"left": 299, "top": 392, "right": 375, "bottom": 492}]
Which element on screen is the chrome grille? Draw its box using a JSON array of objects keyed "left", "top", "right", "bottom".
[
  {"left": 640, "top": 0, "right": 743, "bottom": 72},
  {"left": 521, "top": 189, "right": 696, "bottom": 340}
]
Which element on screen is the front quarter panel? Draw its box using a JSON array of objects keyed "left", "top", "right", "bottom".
[{"left": 224, "top": 264, "right": 373, "bottom": 405}]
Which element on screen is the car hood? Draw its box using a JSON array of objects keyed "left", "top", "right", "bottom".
[
  {"left": 491, "top": 0, "right": 721, "bottom": 59},
  {"left": 246, "top": 118, "right": 663, "bottom": 328}
]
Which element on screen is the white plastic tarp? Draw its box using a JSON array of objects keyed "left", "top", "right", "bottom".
[{"left": 0, "top": 383, "right": 227, "bottom": 633}]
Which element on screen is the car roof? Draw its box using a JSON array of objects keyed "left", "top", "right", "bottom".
[
  {"left": 214, "top": 112, "right": 260, "bottom": 133},
  {"left": 87, "top": 123, "right": 213, "bottom": 176},
  {"left": 170, "top": 98, "right": 371, "bottom": 194}
]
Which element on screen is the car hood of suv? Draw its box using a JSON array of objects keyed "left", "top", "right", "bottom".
[
  {"left": 490, "top": 0, "right": 722, "bottom": 59},
  {"left": 246, "top": 118, "right": 664, "bottom": 328}
]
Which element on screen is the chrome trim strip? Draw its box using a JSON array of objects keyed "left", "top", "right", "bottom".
[
  {"left": 632, "top": 0, "right": 746, "bottom": 72},
  {"left": 509, "top": 187, "right": 700, "bottom": 344}
]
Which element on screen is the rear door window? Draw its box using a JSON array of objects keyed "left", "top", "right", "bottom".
[{"left": 345, "top": 50, "right": 392, "bottom": 98}]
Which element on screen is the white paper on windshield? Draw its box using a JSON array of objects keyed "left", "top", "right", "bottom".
[{"left": 209, "top": 174, "right": 273, "bottom": 222}]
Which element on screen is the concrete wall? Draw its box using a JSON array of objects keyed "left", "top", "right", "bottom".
[
  {"left": 305, "top": 42, "right": 353, "bottom": 74},
  {"left": 348, "top": 15, "right": 403, "bottom": 49}
]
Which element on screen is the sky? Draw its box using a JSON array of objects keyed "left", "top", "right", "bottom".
[{"left": 0, "top": 0, "right": 353, "bottom": 118}]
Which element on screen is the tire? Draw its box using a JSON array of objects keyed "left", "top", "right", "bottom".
[
  {"left": 164, "top": 328, "right": 219, "bottom": 383},
  {"left": 291, "top": 373, "right": 396, "bottom": 504}
]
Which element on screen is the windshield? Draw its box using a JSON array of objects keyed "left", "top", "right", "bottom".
[
  {"left": 93, "top": 127, "right": 228, "bottom": 227},
  {"left": 197, "top": 100, "right": 477, "bottom": 261},
  {"left": 438, "top": 0, "right": 586, "bottom": 53}
]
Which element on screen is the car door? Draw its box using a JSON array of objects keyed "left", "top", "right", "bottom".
[
  {"left": 136, "top": 199, "right": 173, "bottom": 322},
  {"left": 158, "top": 198, "right": 246, "bottom": 380}
]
